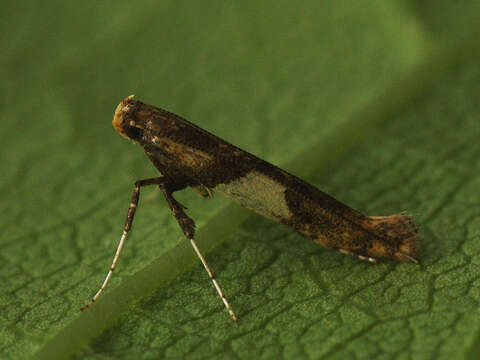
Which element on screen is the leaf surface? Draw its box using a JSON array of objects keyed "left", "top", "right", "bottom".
[{"left": 2, "top": 1, "right": 480, "bottom": 359}]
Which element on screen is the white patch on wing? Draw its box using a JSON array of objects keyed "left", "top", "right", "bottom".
[{"left": 214, "top": 171, "right": 292, "bottom": 221}]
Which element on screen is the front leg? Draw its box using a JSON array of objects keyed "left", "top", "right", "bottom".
[
  {"left": 160, "top": 184, "right": 238, "bottom": 321},
  {"left": 81, "top": 176, "right": 170, "bottom": 311},
  {"left": 159, "top": 184, "right": 196, "bottom": 240}
]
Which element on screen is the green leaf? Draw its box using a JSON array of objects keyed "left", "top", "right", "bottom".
[{"left": 2, "top": 1, "right": 480, "bottom": 359}]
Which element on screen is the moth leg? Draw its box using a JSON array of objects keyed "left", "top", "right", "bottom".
[
  {"left": 81, "top": 177, "right": 167, "bottom": 311},
  {"left": 159, "top": 184, "right": 196, "bottom": 239},
  {"left": 160, "top": 183, "right": 238, "bottom": 322},
  {"left": 339, "top": 249, "right": 377, "bottom": 263},
  {"left": 191, "top": 184, "right": 214, "bottom": 199}
]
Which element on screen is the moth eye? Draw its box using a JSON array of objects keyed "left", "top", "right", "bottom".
[{"left": 124, "top": 123, "right": 143, "bottom": 141}]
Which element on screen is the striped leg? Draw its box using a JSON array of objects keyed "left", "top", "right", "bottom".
[
  {"left": 159, "top": 186, "right": 238, "bottom": 322},
  {"left": 81, "top": 177, "right": 237, "bottom": 322},
  {"left": 81, "top": 177, "right": 166, "bottom": 311},
  {"left": 189, "top": 238, "right": 238, "bottom": 322}
]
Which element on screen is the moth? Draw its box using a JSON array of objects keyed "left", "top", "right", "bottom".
[{"left": 81, "top": 95, "right": 422, "bottom": 322}]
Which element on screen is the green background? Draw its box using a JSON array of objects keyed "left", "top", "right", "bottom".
[{"left": 2, "top": 1, "right": 480, "bottom": 359}]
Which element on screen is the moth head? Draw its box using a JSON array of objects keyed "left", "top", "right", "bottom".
[{"left": 113, "top": 95, "right": 144, "bottom": 143}]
